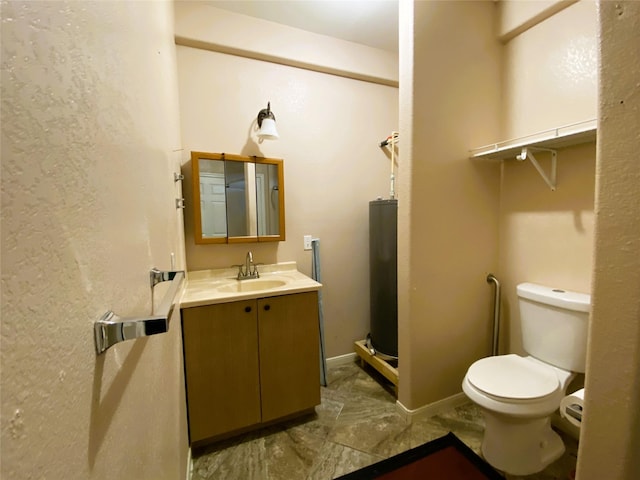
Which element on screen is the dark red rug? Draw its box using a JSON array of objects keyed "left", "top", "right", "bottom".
[{"left": 336, "top": 432, "right": 504, "bottom": 480}]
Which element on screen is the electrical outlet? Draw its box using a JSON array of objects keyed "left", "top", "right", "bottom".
[{"left": 303, "top": 235, "right": 312, "bottom": 251}]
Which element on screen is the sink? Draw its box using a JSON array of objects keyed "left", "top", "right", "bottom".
[
  {"left": 216, "top": 278, "right": 287, "bottom": 293},
  {"left": 181, "top": 262, "right": 323, "bottom": 308}
]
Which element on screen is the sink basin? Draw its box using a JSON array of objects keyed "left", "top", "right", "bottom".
[{"left": 216, "top": 278, "right": 287, "bottom": 293}]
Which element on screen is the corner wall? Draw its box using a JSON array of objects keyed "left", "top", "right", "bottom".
[
  {"left": 398, "top": 0, "right": 502, "bottom": 409},
  {"left": 1, "top": 2, "right": 188, "bottom": 479}
]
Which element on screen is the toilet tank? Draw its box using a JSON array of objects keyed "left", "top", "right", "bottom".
[{"left": 517, "top": 283, "right": 591, "bottom": 373}]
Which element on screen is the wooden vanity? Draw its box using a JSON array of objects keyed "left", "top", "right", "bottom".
[{"left": 180, "top": 264, "right": 321, "bottom": 445}]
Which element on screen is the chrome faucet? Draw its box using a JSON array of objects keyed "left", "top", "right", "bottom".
[
  {"left": 245, "top": 251, "right": 254, "bottom": 276},
  {"left": 234, "top": 251, "right": 260, "bottom": 280}
]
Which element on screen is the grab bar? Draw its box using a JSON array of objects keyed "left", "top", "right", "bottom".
[
  {"left": 487, "top": 273, "right": 501, "bottom": 356},
  {"left": 94, "top": 268, "right": 184, "bottom": 355}
]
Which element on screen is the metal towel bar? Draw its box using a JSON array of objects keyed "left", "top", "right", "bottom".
[{"left": 94, "top": 268, "right": 184, "bottom": 355}]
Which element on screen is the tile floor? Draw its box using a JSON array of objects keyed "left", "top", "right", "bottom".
[{"left": 190, "top": 361, "right": 578, "bottom": 480}]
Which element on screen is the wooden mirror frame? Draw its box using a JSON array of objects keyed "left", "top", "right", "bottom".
[{"left": 191, "top": 152, "right": 285, "bottom": 244}]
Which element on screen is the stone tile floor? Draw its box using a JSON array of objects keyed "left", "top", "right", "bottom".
[{"left": 190, "top": 361, "right": 578, "bottom": 480}]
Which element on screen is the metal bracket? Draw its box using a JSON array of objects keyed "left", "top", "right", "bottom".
[
  {"left": 174, "top": 172, "right": 184, "bottom": 182},
  {"left": 516, "top": 147, "right": 557, "bottom": 191},
  {"left": 94, "top": 269, "right": 185, "bottom": 355},
  {"left": 150, "top": 268, "right": 181, "bottom": 288}
]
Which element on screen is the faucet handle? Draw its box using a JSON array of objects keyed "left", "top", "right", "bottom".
[
  {"left": 231, "top": 264, "right": 245, "bottom": 279},
  {"left": 251, "top": 263, "right": 263, "bottom": 278}
]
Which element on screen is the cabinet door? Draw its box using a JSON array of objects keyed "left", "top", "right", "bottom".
[
  {"left": 182, "top": 301, "right": 260, "bottom": 443},
  {"left": 258, "top": 292, "right": 320, "bottom": 422}
]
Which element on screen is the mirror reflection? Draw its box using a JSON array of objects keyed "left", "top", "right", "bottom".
[
  {"left": 191, "top": 152, "right": 285, "bottom": 244},
  {"left": 197, "top": 158, "right": 226, "bottom": 238},
  {"left": 224, "top": 160, "right": 257, "bottom": 238},
  {"left": 255, "top": 162, "right": 280, "bottom": 237}
]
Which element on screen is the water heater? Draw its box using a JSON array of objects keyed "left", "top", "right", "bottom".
[{"left": 369, "top": 199, "right": 398, "bottom": 358}]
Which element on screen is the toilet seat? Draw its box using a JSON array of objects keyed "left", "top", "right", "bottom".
[{"left": 467, "top": 354, "right": 559, "bottom": 401}]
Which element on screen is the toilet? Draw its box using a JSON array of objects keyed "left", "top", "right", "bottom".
[{"left": 462, "top": 283, "right": 590, "bottom": 476}]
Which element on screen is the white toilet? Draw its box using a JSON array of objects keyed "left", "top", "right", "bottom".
[{"left": 462, "top": 282, "right": 590, "bottom": 476}]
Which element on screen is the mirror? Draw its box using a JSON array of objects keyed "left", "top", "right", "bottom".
[{"left": 191, "top": 152, "right": 285, "bottom": 244}]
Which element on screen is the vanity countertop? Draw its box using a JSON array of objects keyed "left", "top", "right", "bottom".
[{"left": 180, "top": 262, "right": 322, "bottom": 308}]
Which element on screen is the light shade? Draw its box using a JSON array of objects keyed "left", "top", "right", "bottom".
[
  {"left": 257, "top": 117, "right": 279, "bottom": 140},
  {"left": 257, "top": 101, "right": 279, "bottom": 140}
]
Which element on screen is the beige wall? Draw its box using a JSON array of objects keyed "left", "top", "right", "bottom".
[
  {"left": 499, "top": 143, "right": 596, "bottom": 354},
  {"left": 502, "top": 0, "right": 597, "bottom": 139},
  {"left": 498, "top": 0, "right": 579, "bottom": 41},
  {"left": 400, "top": 0, "right": 598, "bottom": 410},
  {"left": 1, "top": 2, "right": 188, "bottom": 479},
  {"left": 174, "top": 2, "right": 398, "bottom": 86},
  {"left": 578, "top": 2, "right": 640, "bottom": 478},
  {"left": 3, "top": 1, "right": 636, "bottom": 478},
  {"left": 398, "top": 0, "right": 502, "bottom": 409},
  {"left": 498, "top": 0, "right": 597, "bottom": 354},
  {"left": 401, "top": 0, "right": 640, "bottom": 477},
  {"left": 175, "top": 17, "right": 398, "bottom": 358}
]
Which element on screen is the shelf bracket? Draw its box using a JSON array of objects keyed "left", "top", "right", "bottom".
[{"left": 516, "top": 147, "right": 557, "bottom": 191}]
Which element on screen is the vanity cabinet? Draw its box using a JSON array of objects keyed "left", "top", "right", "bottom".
[{"left": 181, "top": 291, "right": 320, "bottom": 445}]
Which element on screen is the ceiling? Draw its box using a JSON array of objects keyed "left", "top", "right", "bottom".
[{"left": 205, "top": 0, "right": 399, "bottom": 53}]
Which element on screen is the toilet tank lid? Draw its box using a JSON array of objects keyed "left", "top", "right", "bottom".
[{"left": 517, "top": 283, "right": 591, "bottom": 312}]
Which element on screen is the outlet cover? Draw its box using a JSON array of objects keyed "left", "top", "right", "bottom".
[{"left": 303, "top": 235, "right": 312, "bottom": 251}]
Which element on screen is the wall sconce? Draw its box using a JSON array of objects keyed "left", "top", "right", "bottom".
[{"left": 256, "top": 101, "right": 279, "bottom": 141}]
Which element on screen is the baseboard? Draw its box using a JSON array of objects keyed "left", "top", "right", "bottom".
[
  {"left": 326, "top": 352, "right": 357, "bottom": 368},
  {"left": 396, "top": 392, "right": 469, "bottom": 423}
]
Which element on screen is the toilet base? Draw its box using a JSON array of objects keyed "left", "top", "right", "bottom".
[{"left": 481, "top": 409, "right": 565, "bottom": 476}]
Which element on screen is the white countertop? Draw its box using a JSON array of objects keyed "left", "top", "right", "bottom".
[{"left": 180, "top": 262, "right": 322, "bottom": 308}]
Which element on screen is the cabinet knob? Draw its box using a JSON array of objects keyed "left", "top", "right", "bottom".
[
  {"left": 263, "top": 305, "right": 270, "bottom": 311},
  {"left": 245, "top": 306, "right": 252, "bottom": 313}
]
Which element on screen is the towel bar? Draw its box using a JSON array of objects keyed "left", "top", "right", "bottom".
[{"left": 94, "top": 268, "right": 184, "bottom": 355}]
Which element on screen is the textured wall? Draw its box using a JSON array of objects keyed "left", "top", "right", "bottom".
[
  {"left": 577, "top": 2, "right": 640, "bottom": 478},
  {"left": 501, "top": 0, "right": 597, "bottom": 139},
  {"left": 1, "top": 1, "right": 188, "bottom": 479}
]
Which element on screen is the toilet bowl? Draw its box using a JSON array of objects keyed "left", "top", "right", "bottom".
[
  {"left": 462, "top": 283, "right": 590, "bottom": 476},
  {"left": 463, "top": 354, "right": 574, "bottom": 475}
]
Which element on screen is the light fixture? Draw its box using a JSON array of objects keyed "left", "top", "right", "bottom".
[{"left": 256, "top": 101, "right": 279, "bottom": 141}]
